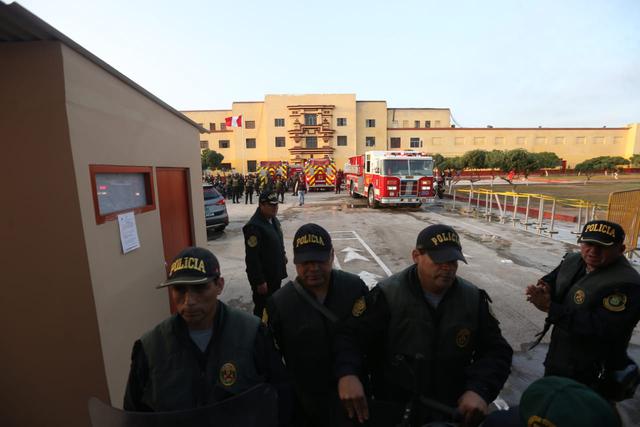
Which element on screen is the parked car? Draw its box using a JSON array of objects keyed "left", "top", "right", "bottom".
[{"left": 203, "top": 184, "right": 228, "bottom": 231}]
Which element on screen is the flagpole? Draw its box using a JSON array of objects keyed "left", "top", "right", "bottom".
[{"left": 241, "top": 111, "right": 245, "bottom": 175}]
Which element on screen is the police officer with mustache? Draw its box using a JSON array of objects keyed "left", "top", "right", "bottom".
[{"left": 335, "top": 224, "right": 513, "bottom": 427}]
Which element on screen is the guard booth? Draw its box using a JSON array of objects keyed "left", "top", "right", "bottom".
[{"left": 1, "top": 4, "right": 207, "bottom": 427}]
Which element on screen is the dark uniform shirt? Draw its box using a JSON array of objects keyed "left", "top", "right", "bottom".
[
  {"left": 266, "top": 271, "right": 368, "bottom": 427},
  {"left": 539, "top": 253, "right": 640, "bottom": 388},
  {"left": 335, "top": 265, "right": 512, "bottom": 410},
  {"left": 243, "top": 208, "right": 287, "bottom": 288}
]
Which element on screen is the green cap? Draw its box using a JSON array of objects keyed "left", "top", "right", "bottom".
[{"left": 520, "top": 376, "right": 619, "bottom": 427}]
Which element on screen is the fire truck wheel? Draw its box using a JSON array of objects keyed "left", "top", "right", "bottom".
[
  {"left": 367, "top": 186, "right": 378, "bottom": 209},
  {"left": 349, "top": 181, "right": 356, "bottom": 198}
]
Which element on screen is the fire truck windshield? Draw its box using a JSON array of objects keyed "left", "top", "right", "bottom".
[{"left": 382, "top": 159, "right": 433, "bottom": 176}]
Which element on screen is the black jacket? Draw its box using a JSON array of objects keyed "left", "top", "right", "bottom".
[
  {"left": 335, "top": 265, "right": 512, "bottom": 408},
  {"left": 124, "top": 302, "right": 291, "bottom": 419},
  {"left": 243, "top": 208, "right": 287, "bottom": 287},
  {"left": 266, "top": 270, "right": 368, "bottom": 426}
]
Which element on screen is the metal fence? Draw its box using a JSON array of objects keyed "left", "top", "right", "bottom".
[
  {"left": 450, "top": 188, "right": 606, "bottom": 238},
  {"left": 607, "top": 189, "right": 640, "bottom": 258}
]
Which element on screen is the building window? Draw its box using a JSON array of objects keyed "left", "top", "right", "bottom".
[
  {"left": 391, "top": 120, "right": 399, "bottom": 128},
  {"left": 516, "top": 136, "right": 526, "bottom": 145},
  {"left": 337, "top": 118, "right": 347, "bottom": 126},
  {"left": 275, "top": 137, "right": 286, "bottom": 147},
  {"left": 576, "top": 136, "right": 586, "bottom": 145},
  {"left": 432, "top": 137, "right": 442, "bottom": 145},
  {"left": 220, "top": 163, "right": 231, "bottom": 171},
  {"left": 365, "top": 136, "right": 376, "bottom": 147},
  {"left": 390, "top": 137, "right": 401, "bottom": 149},
  {"left": 274, "top": 118, "right": 285, "bottom": 127},
  {"left": 495, "top": 137, "right": 505, "bottom": 145},
  {"left": 89, "top": 165, "right": 156, "bottom": 225},
  {"left": 200, "top": 141, "right": 209, "bottom": 149},
  {"left": 593, "top": 136, "right": 604, "bottom": 144},
  {"left": 365, "top": 119, "right": 376, "bottom": 128},
  {"left": 425, "top": 120, "right": 431, "bottom": 128},
  {"left": 554, "top": 137, "right": 564, "bottom": 145},
  {"left": 220, "top": 122, "right": 227, "bottom": 130},
  {"left": 535, "top": 137, "right": 546, "bottom": 145},
  {"left": 247, "top": 160, "right": 257, "bottom": 172},
  {"left": 410, "top": 137, "right": 421, "bottom": 148},
  {"left": 209, "top": 123, "right": 216, "bottom": 131},
  {"left": 402, "top": 120, "right": 409, "bottom": 128},
  {"left": 246, "top": 138, "right": 256, "bottom": 149},
  {"left": 414, "top": 120, "right": 420, "bottom": 128},
  {"left": 219, "top": 140, "right": 230, "bottom": 149},
  {"left": 454, "top": 137, "right": 464, "bottom": 146},
  {"left": 306, "top": 137, "right": 318, "bottom": 148},
  {"left": 474, "top": 137, "right": 485, "bottom": 145},
  {"left": 434, "top": 120, "right": 441, "bottom": 127},
  {"left": 245, "top": 120, "right": 256, "bottom": 129},
  {"left": 304, "top": 114, "right": 317, "bottom": 126},
  {"left": 337, "top": 136, "right": 347, "bottom": 146}
]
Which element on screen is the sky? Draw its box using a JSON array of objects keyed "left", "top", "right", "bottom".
[{"left": 13, "top": 0, "right": 640, "bottom": 127}]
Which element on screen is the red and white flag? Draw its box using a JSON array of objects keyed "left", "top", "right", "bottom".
[{"left": 225, "top": 115, "right": 242, "bottom": 127}]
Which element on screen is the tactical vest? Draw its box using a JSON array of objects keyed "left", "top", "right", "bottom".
[
  {"left": 140, "top": 305, "right": 263, "bottom": 411},
  {"left": 378, "top": 266, "right": 480, "bottom": 406},
  {"left": 545, "top": 253, "right": 640, "bottom": 383},
  {"left": 271, "top": 270, "right": 365, "bottom": 393}
]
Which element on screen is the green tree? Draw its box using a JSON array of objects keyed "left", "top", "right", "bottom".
[
  {"left": 461, "top": 149, "right": 488, "bottom": 170},
  {"left": 533, "top": 152, "right": 562, "bottom": 169},
  {"left": 501, "top": 149, "right": 539, "bottom": 179},
  {"left": 630, "top": 154, "right": 640, "bottom": 167},
  {"left": 574, "top": 158, "right": 600, "bottom": 182},
  {"left": 201, "top": 149, "right": 211, "bottom": 171},
  {"left": 432, "top": 153, "right": 445, "bottom": 170},
  {"left": 205, "top": 150, "right": 225, "bottom": 170}
]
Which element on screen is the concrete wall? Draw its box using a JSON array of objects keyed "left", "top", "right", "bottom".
[
  {"left": 356, "top": 101, "right": 388, "bottom": 154},
  {"left": 60, "top": 44, "right": 206, "bottom": 408},
  {"left": 0, "top": 41, "right": 110, "bottom": 427},
  {"left": 387, "top": 108, "right": 451, "bottom": 128}
]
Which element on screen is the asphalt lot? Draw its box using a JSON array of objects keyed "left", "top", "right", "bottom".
[{"left": 207, "top": 191, "right": 640, "bottom": 424}]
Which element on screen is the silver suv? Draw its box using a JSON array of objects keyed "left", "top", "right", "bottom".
[{"left": 203, "top": 184, "right": 229, "bottom": 231}]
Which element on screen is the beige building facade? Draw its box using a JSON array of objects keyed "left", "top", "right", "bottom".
[{"left": 185, "top": 94, "right": 640, "bottom": 172}]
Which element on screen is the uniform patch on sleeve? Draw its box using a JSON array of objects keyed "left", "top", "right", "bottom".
[
  {"left": 352, "top": 296, "right": 366, "bottom": 317},
  {"left": 261, "top": 307, "right": 269, "bottom": 324},
  {"left": 247, "top": 235, "right": 258, "bottom": 248},
  {"left": 603, "top": 293, "right": 627, "bottom": 312}
]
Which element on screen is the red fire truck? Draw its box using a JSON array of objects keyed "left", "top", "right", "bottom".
[
  {"left": 344, "top": 150, "right": 435, "bottom": 207},
  {"left": 303, "top": 158, "right": 337, "bottom": 191}
]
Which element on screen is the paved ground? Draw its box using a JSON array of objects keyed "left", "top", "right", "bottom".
[{"left": 207, "top": 191, "right": 640, "bottom": 424}]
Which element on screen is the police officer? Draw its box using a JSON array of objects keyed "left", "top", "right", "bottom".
[
  {"left": 275, "top": 176, "right": 285, "bottom": 203},
  {"left": 265, "top": 223, "right": 368, "bottom": 427},
  {"left": 123, "top": 247, "right": 291, "bottom": 423},
  {"left": 245, "top": 174, "right": 255, "bottom": 204},
  {"left": 526, "top": 220, "right": 640, "bottom": 400},
  {"left": 225, "top": 176, "right": 233, "bottom": 200},
  {"left": 336, "top": 224, "right": 512, "bottom": 427},
  {"left": 231, "top": 173, "right": 241, "bottom": 204},
  {"left": 243, "top": 190, "right": 288, "bottom": 317}
]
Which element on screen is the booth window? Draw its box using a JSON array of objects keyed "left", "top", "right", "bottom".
[{"left": 89, "top": 165, "right": 156, "bottom": 224}]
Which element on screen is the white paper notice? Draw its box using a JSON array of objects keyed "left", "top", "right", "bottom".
[{"left": 118, "top": 211, "right": 141, "bottom": 254}]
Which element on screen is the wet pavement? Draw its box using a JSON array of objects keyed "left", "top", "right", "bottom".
[{"left": 208, "top": 191, "right": 640, "bottom": 425}]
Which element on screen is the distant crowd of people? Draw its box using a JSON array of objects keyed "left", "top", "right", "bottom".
[{"left": 203, "top": 170, "right": 345, "bottom": 205}]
